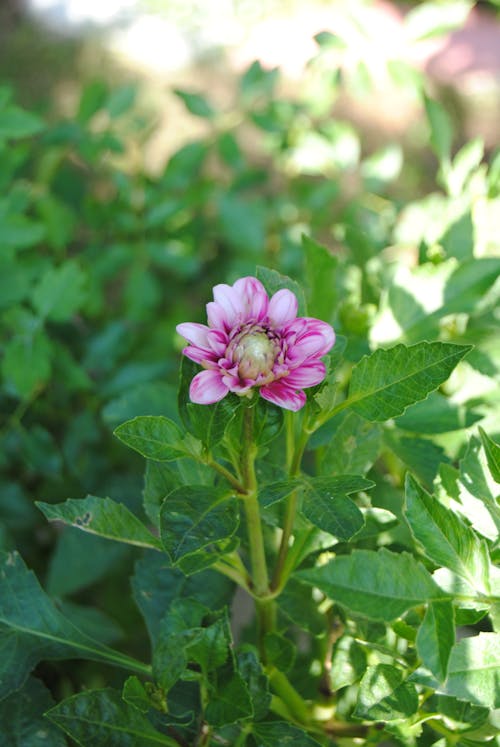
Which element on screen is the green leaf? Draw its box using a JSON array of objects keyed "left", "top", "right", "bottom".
[
  {"left": 479, "top": 427, "right": 500, "bottom": 484},
  {"left": 0, "top": 551, "right": 150, "bottom": 701},
  {"left": 0, "top": 106, "right": 44, "bottom": 139},
  {"left": 143, "top": 461, "right": 182, "bottom": 526},
  {"left": 237, "top": 648, "right": 271, "bottom": 721},
  {"left": 263, "top": 632, "right": 295, "bottom": 672},
  {"left": 424, "top": 95, "right": 453, "bottom": 162},
  {"left": 45, "top": 688, "right": 177, "bottom": 746},
  {"left": 160, "top": 485, "right": 239, "bottom": 566},
  {"left": 32, "top": 260, "right": 86, "bottom": 321},
  {"left": 330, "top": 636, "right": 367, "bottom": 689},
  {"left": 444, "top": 633, "right": 500, "bottom": 708},
  {"left": 37, "top": 495, "right": 163, "bottom": 550},
  {"left": 174, "top": 89, "right": 215, "bottom": 118},
  {"left": 404, "top": 475, "right": 491, "bottom": 595},
  {"left": 385, "top": 432, "right": 447, "bottom": 488},
  {"left": 300, "top": 475, "right": 372, "bottom": 541},
  {"left": 114, "top": 416, "right": 200, "bottom": 461},
  {"left": 122, "top": 676, "right": 151, "bottom": 713},
  {"left": 2, "top": 328, "right": 52, "bottom": 398},
  {"left": 395, "top": 391, "right": 482, "bottom": 434},
  {"left": 416, "top": 601, "right": 455, "bottom": 682},
  {"left": 348, "top": 341, "right": 471, "bottom": 421},
  {"left": 354, "top": 664, "right": 419, "bottom": 720},
  {"left": 303, "top": 233, "right": 338, "bottom": 321},
  {"left": 205, "top": 666, "right": 253, "bottom": 726},
  {"left": 456, "top": 436, "right": 500, "bottom": 540},
  {"left": 256, "top": 266, "right": 307, "bottom": 316},
  {"left": 253, "top": 721, "right": 322, "bottom": 746},
  {"left": 0, "top": 676, "right": 65, "bottom": 745},
  {"left": 297, "top": 548, "right": 443, "bottom": 621},
  {"left": 320, "top": 412, "right": 381, "bottom": 476}
]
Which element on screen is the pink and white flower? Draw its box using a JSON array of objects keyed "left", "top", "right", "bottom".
[{"left": 176, "top": 277, "right": 335, "bottom": 412}]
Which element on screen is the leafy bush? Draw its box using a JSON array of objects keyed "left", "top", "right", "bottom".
[{"left": 0, "top": 35, "right": 499, "bottom": 746}]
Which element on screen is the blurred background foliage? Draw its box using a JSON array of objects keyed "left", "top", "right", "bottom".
[{"left": 0, "top": 0, "right": 499, "bottom": 708}]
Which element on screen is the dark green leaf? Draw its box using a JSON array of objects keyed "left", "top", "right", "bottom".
[
  {"left": 320, "top": 412, "right": 381, "bottom": 476},
  {"left": 348, "top": 341, "right": 471, "bottom": 421},
  {"left": 237, "top": 648, "right": 271, "bottom": 721},
  {"left": 252, "top": 721, "right": 322, "bottom": 746},
  {"left": 122, "top": 676, "right": 151, "bottom": 713},
  {"left": 205, "top": 666, "right": 253, "bottom": 727},
  {"left": 2, "top": 328, "right": 52, "bottom": 398},
  {"left": 416, "top": 601, "right": 455, "bottom": 683},
  {"left": 479, "top": 427, "right": 500, "bottom": 484},
  {"left": 256, "top": 266, "right": 307, "bottom": 316},
  {"left": 45, "top": 688, "right": 177, "bottom": 746},
  {"left": 395, "top": 391, "right": 482, "bottom": 433},
  {"left": 143, "top": 461, "right": 182, "bottom": 526},
  {"left": 160, "top": 485, "right": 239, "bottom": 566},
  {"left": 300, "top": 475, "right": 371, "bottom": 540},
  {"left": 297, "top": 548, "right": 443, "bottom": 621},
  {"left": 37, "top": 495, "right": 162, "bottom": 550},
  {"left": 114, "top": 416, "right": 201, "bottom": 461},
  {"left": 263, "top": 633, "right": 295, "bottom": 672},
  {"left": 385, "top": 431, "right": 447, "bottom": 487},
  {"left": 354, "top": 664, "right": 419, "bottom": 720},
  {"left": 32, "top": 260, "right": 86, "bottom": 321},
  {"left": 0, "top": 676, "right": 65, "bottom": 744}
]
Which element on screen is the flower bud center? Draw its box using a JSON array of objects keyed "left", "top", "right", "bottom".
[{"left": 234, "top": 332, "right": 275, "bottom": 379}]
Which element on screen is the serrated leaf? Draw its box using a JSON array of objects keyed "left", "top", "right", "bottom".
[
  {"left": 256, "top": 266, "right": 307, "bottom": 316},
  {"left": 205, "top": 666, "right": 253, "bottom": 726},
  {"left": 37, "top": 495, "right": 162, "bottom": 550},
  {"left": 348, "top": 341, "right": 471, "bottom": 421},
  {"left": 457, "top": 436, "right": 500, "bottom": 540},
  {"left": 237, "top": 648, "right": 271, "bottom": 721},
  {"left": 0, "top": 551, "right": 149, "bottom": 701},
  {"left": 297, "top": 548, "right": 443, "bottom": 621},
  {"left": 160, "top": 485, "right": 239, "bottom": 566},
  {"left": 387, "top": 432, "right": 447, "bottom": 488},
  {"left": 0, "top": 676, "right": 65, "bottom": 745},
  {"left": 404, "top": 475, "right": 491, "bottom": 595},
  {"left": 122, "top": 676, "right": 151, "bottom": 713},
  {"left": 320, "top": 412, "right": 381, "bottom": 476},
  {"left": 416, "top": 601, "right": 455, "bottom": 682},
  {"left": 253, "top": 721, "right": 322, "bottom": 746},
  {"left": 478, "top": 427, "right": 500, "bottom": 484},
  {"left": 300, "top": 475, "right": 372, "bottom": 540},
  {"left": 330, "top": 636, "right": 367, "bottom": 689},
  {"left": 395, "top": 391, "right": 482, "bottom": 434},
  {"left": 32, "top": 260, "right": 86, "bottom": 321},
  {"left": 45, "top": 688, "right": 177, "bottom": 746},
  {"left": 114, "top": 416, "right": 200, "bottom": 461},
  {"left": 444, "top": 633, "right": 500, "bottom": 708},
  {"left": 354, "top": 664, "right": 419, "bottom": 720}
]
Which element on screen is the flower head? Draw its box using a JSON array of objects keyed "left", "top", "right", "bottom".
[{"left": 176, "top": 277, "right": 335, "bottom": 412}]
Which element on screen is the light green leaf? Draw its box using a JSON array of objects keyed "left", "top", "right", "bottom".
[
  {"left": 348, "top": 341, "right": 471, "bottom": 421},
  {"left": 354, "top": 664, "right": 419, "bottom": 720},
  {"left": 458, "top": 436, "right": 500, "bottom": 540},
  {"left": 256, "top": 265, "right": 307, "bottom": 316},
  {"left": 32, "top": 260, "right": 87, "bottom": 321},
  {"left": 444, "top": 633, "right": 500, "bottom": 708},
  {"left": 253, "top": 722, "right": 322, "bottom": 746},
  {"left": 0, "top": 551, "right": 149, "bottom": 701},
  {"left": 160, "top": 485, "right": 239, "bottom": 566},
  {"left": 424, "top": 95, "right": 453, "bottom": 162},
  {"left": 416, "top": 601, "right": 455, "bottom": 682},
  {"left": 0, "top": 106, "right": 44, "bottom": 138},
  {"left": 406, "top": 1, "right": 472, "bottom": 41},
  {"left": 300, "top": 475, "right": 372, "bottom": 540},
  {"left": 297, "top": 548, "right": 443, "bottom": 621},
  {"left": 45, "top": 688, "right": 177, "bottom": 746},
  {"left": 320, "top": 412, "right": 381, "bottom": 476},
  {"left": 0, "top": 676, "right": 65, "bottom": 745},
  {"left": 329, "top": 636, "right": 367, "bottom": 689},
  {"left": 385, "top": 431, "right": 447, "bottom": 488},
  {"left": 303, "top": 233, "right": 338, "bottom": 322},
  {"left": 404, "top": 475, "right": 491, "bottom": 595},
  {"left": 114, "top": 416, "right": 200, "bottom": 461},
  {"left": 395, "top": 391, "right": 482, "bottom": 434},
  {"left": 174, "top": 88, "right": 215, "bottom": 118},
  {"left": 478, "top": 427, "right": 500, "bottom": 484},
  {"left": 37, "top": 495, "right": 162, "bottom": 550}
]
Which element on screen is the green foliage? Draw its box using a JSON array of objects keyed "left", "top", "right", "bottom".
[{"left": 1, "top": 31, "right": 500, "bottom": 747}]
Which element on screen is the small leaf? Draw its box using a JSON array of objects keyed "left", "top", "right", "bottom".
[
  {"left": 237, "top": 648, "right": 271, "bottom": 721},
  {"left": 160, "top": 485, "right": 239, "bottom": 566},
  {"left": 444, "top": 632, "right": 500, "bottom": 708},
  {"left": 45, "top": 688, "right": 177, "bottom": 746},
  {"left": 479, "top": 427, "right": 500, "bottom": 484},
  {"left": 174, "top": 89, "right": 215, "bottom": 118},
  {"left": 256, "top": 266, "right": 307, "bottom": 316},
  {"left": 320, "top": 412, "right": 381, "bottom": 476},
  {"left": 354, "top": 664, "right": 419, "bottom": 720},
  {"left": 114, "top": 416, "right": 200, "bottom": 461},
  {"left": 348, "top": 341, "right": 471, "bottom": 421},
  {"left": 32, "top": 260, "right": 86, "bottom": 321},
  {"left": 424, "top": 95, "right": 453, "bottom": 162},
  {"left": 37, "top": 495, "right": 163, "bottom": 550},
  {"left": 263, "top": 632, "right": 295, "bottom": 672},
  {"left": 2, "top": 329, "right": 52, "bottom": 399},
  {"left": 297, "top": 548, "right": 443, "bottom": 621},
  {"left": 330, "top": 637, "right": 367, "bottom": 689},
  {"left": 0, "top": 676, "right": 65, "bottom": 746},
  {"left": 205, "top": 666, "right": 253, "bottom": 726},
  {"left": 404, "top": 475, "right": 491, "bottom": 595},
  {"left": 300, "top": 475, "right": 372, "bottom": 540},
  {"left": 303, "top": 233, "right": 338, "bottom": 321},
  {"left": 253, "top": 721, "right": 322, "bottom": 746},
  {"left": 416, "top": 601, "right": 455, "bottom": 682}
]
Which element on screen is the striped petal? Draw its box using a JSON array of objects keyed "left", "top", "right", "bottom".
[
  {"left": 260, "top": 381, "right": 306, "bottom": 411},
  {"left": 189, "top": 369, "right": 229, "bottom": 404}
]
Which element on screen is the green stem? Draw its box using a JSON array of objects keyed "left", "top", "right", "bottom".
[
  {"left": 267, "top": 668, "right": 312, "bottom": 726},
  {"left": 206, "top": 457, "right": 246, "bottom": 494}
]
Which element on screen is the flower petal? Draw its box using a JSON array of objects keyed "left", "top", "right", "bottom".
[
  {"left": 268, "top": 289, "right": 298, "bottom": 328},
  {"left": 206, "top": 301, "right": 228, "bottom": 330},
  {"left": 285, "top": 360, "right": 326, "bottom": 388},
  {"left": 233, "top": 277, "right": 269, "bottom": 322},
  {"left": 213, "top": 283, "right": 244, "bottom": 327},
  {"left": 286, "top": 319, "right": 335, "bottom": 364},
  {"left": 176, "top": 322, "right": 211, "bottom": 348},
  {"left": 260, "top": 381, "right": 306, "bottom": 411},
  {"left": 182, "top": 346, "right": 217, "bottom": 365},
  {"left": 189, "top": 369, "right": 229, "bottom": 405}
]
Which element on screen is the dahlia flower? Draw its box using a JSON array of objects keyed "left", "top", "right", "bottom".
[{"left": 176, "top": 277, "right": 335, "bottom": 412}]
